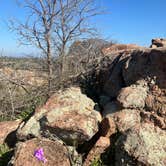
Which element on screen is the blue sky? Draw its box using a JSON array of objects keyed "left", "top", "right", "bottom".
[{"left": 0, "top": 0, "right": 166, "bottom": 56}]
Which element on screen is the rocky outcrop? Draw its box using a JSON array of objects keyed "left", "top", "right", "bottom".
[
  {"left": 99, "top": 47, "right": 166, "bottom": 165},
  {"left": 2, "top": 39, "right": 166, "bottom": 166},
  {"left": 10, "top": 138, "right": 71, "bottom": 166},
  {"left": 17, "top": 87, "right": 101, "bottom": 145}
]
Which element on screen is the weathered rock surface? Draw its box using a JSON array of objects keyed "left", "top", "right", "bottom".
[
  {"left": 101, "top": 109, "right": 141, "bottom": 135},
  {"left": 117, "top": 85, "right": 148, "bottom": 109},
  {"left": 103, "top": 50, "right": 133, "bottom": 98},
  {"left": 17, "top": 87, "right": 101, "bottom": 145},
  {"left": 145, "top": 85, "right": 166, "bottom": 117},
  {"left": 0, "top": 120, "right": 21, "bottom": 146},
  {"left": 17, "top": 108, "right": 47, "bottom": 140},
  {"left": 83, "top": 137, "right": 110, "bottom": 166},
  {"left": 115, "top": 123, "right": 166, "bottom": 166},
  {"left": 99, "top": 116, "right": 116, "bottom": 137},
  {"left": 113, "top": 109, "right": 141, "bottom": 133},
  {"left": 122, "top": 49, "right": 166, "bottom": 88},
  {"left": 102, "top": 44, "right": 141, "bottom": 55},
  {"left": 150, "top": 38, "right": 166, "bottom": 48},
  {"left": 140, "top": 111, "right": 166, "bottom": 130},
  {"left": 10, "top": 138, "right": 70, "bottom": 166}
]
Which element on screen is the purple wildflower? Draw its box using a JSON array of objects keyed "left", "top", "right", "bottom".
[{"left": 34, "top": 148, "right": 47, "bottom": 163}]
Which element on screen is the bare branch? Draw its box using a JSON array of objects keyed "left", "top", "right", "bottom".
[{"left": 9, "top": 0, "right": 103, "bottom": 92}]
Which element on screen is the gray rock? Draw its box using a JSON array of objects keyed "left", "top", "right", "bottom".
[
  {"left": 17, "top": 108, "right": 47, "bottom": 140},
  {"left": 113, "top": 109, "right": 141, "bottom": 133},
  {"left": 117, "top": 85, "right": 148, "bottom": 109},
  {"left": 115, "top": 123, "right": 166, "bottom": 166}
]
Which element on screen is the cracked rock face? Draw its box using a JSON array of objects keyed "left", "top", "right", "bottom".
[
  {"left": 17, "top": 87, "right": 101, "bottom": 145},
  {"left": 123, "top": 49, "right": 166, "bottom": 89}
]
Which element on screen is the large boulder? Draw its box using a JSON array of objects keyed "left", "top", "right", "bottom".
[
  {"left": 121, "top": 48, "right": 166, "bottom": 129},
  {"left": 115, "top": 123, "right": 166, "bottom": 166},
  {"left": 98, "top": 46, "right": 166, "bottom": 165},
  {"left": 103, "top": 48, "right": 166, "bottom": 99},
  {"left": 17, "top": 87, "right": 101, "bottom": 145},
  {"left": 10, "top": 138, "right": 70, "bottom": 166}
]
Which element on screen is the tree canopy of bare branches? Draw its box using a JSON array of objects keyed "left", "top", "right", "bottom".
[{"left": 10, "top": 0, "right": 102, "bottom": 92}]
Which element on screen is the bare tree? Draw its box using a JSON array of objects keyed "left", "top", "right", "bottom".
[{"left": 10, "top": 0, "right": 102, "bottom": 93}]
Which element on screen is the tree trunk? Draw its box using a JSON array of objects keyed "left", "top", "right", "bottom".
[
  {"left": 46, "top": 35, "right": 53, "bottom": 95},
  {"left": 47, "top": 51, "right": 52, "bottom": 94}
]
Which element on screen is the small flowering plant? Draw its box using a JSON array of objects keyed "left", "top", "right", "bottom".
[{"left": 34, "top": 148, "right": 47, "bottom": 163}]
